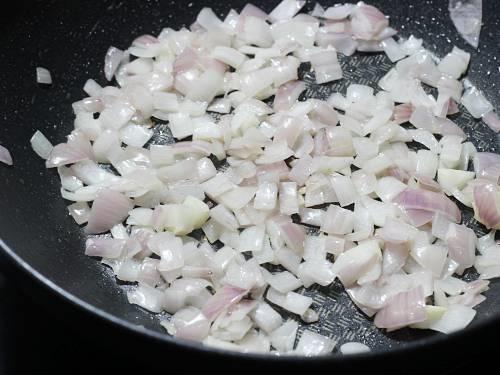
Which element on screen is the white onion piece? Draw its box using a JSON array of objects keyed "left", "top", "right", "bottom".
[
  {"left": 250, "top": 302, "right": 282, "bottom": 334},
  {"left": 269, "top": 0, "right": 306, "bottom": 22},
  {"left": 274, "top": 80, "right": 306, "bottom": 112},
  {"left": 320, "top": 205, "right": 354, "bottom": 235},
  {"left": 426, "top": 304, "right": 476, "bottom": 333},
  {"left": 461, "top": 84, "right": 493, "bottom": 119},
  {"left": 472, "top": 182, "right": 500, "bottom": 229},
  {"left": 377, "top": 217, "right": 416, "bottom": 244},
  {"left": 381, "top": 38, "right": 406, "bottom": 62},
  {"left": 482, "top": 110, "right": 500, "bottom": 133},
  {"left": 399, "top": 35, "right": 423, "bottom": 55},
  {"left": 311, "top": 3, "right": 325, "bottom": 17},
  {"left": 317, "top": 32, "right": 358, "bottom": 56},
  {"left": 437, "top": 169, "right": 475, "bottom": 196},
  {"left": 197, "top": 7, "right": 224, "bottom": 31},
  {"left": 351, "top": 3, "right": 388, "bottom": 40},
  {"left": 295, "top": 331, "right": 335, "bottom": 356},
  {"left": 374, "top": 286, "right": 426, "bottom": 330},
  {"left": 411, "top": 244, "right": 448, "bottom": 277},
  {"left": 36, "top": 67, "right": 52, "bottom": 85},
  {"left": 0, "top": 144, "right": 13, "bottom": 166},
  {"left": 256, "top": 141, "right": 294, "bottom": 165},
  {"left": 219, "top": 187, "right": 257, "bottom": 211},
  {"left": 45, "top": 143, "right": 89, "bottom": 168},
  {"left": 310, "top": 50, "right": 342, "bottom": 84},
  {"left": 340, "top": 342, "right": 371, "bottom": 355},
  {"left": 298, "top": 259, "right": 335, "bottom": 287},
  {"left": 299, "top": 207, "right": 325, "bottom": 227},
  {"left": 330, "top": 240, "right": 381, "bottom": 287},
  {"left": 382, "top": 242, "right": 409, "bottom": 275},
  {"left": 473, "top": 152, "right": 500, "bottom": 183},
  {"left": 269, "top": 320, "right": 298, "bottom": 353},
  {"left": 127, "top": 283, "right": 164, "bottom": 312},
  {"left": 202, "top": 285, "right": 248, "bottom": 321},
  {"left": 393, "top": 188, "right": 461, "bottom": 223},
  {"left": 85, "top": 238, "right": 125, "bottom": 258},
  {"left": 279, "top": 182, "right": 299, "bottom": 215},
  {"left": 165, "top": 307, "right": 211, "bottom": 342},
  {"left": 449, "top": 0, "right": 482, "bottom": 48},
  {"left": 409, "top": 106, "right": 465, "bottom": 138},
  {"left": 446, "top": 224, "right": 476, "bottom": 274},
  {"left": 266, "top": 288, "right": 312, "bottom": 315},
  {"left": 438, "top": 46, "right": 470, "bottom": 79},
  {"left": 83, "top": 79, "right": 102, "bottom": 97},
  {"left": 431, "top": 213, "right": 452, "bottom": 241},
  {"left": 85, "top": 189, "right": 133, "bottom": 234},
  {"left": 375, "top": 177, "right": 408, "bottom": 203},
  {"left": 104, "top": 46, "right": 125, "bottom": 81},
  {"left": 211, "top": 46, "right": 246, "bottom": 69},
  {"left": 120, "top": 124, "right": 153, "bottom": 147},
  {"left": 210, "top": 204, "right": 239, "bottom": 231},
  {"left": 264, "top": 270, "right": 302, "bottom": 293},
  {"left": 323, "top": 4, "right": 355, "bottom": 20},
  {"left": 68, "top": 202, "right": 91, "bottom": 224}
]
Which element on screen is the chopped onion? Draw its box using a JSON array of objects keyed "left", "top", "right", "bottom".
[
  {"left": 36, "top": 67, "right": 52, "bottom": 85},
  {"left": 393, "top": 188, "right": 461, "bottom": 223},
  {"left": 295, "top": 331, "right": 335, "bottom": 356},
  {"left": 374, "top": 286, "right": 426, "bottom": 330},
  {"left": 340, "top": 342, "right": 371, "bottom": 355},
  {"left": 473, "top": 152, "right": 500, "bottom": 184},
  {"left": 449, "top": 0, "right": 482, "bottom": 48},
  {"left": 269, "top": 0, "right": 306, "bottom": 22},
  {"left": 85, "top": 189, "right": 133, "bottom": 234},
  {"left": 104, "top": 46, "right": 125, "bottom": 81},
  {"left": 446, "top": 224, "right": 476, "bottom": 274},
  {"left": 0, "top": 144, "right": 13, "bottom": 166},
  {"left": 472, "top": 182, "right": 500, "bottom": 229},
  {"left": 351, "top": 3, "right": 389, "bottom": 40}
]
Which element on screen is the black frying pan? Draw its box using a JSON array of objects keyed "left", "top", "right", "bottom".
[{"left": 0, "top": 0, "right": 499, "bottom": 370}]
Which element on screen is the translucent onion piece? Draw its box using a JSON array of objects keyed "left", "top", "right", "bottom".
[
  {"left": 0, "top": 144, "right": 13, "bottom": 166},
  {"left": 472, "top": 182, "right": 500, "bottom": 229},
  {"left": 104, "top": 46, "right": 125, "bottom": 81},
  {"left": 36, "top": 67, "right": 52, "bottom": 84},
  {"left": 202, "top": 285, "right": 248, "bottom": 321},
  {"left": 393, "top": 188, "right": 461, "bottom": 223},
  {"left": 374, "top": 286, "right": 426, "bottom": 330},
  {"left": 85, "top": 189, "right": 133, "bottom": 234},
  {"left": 449, "top": 0, "right": 482, "bottom": 48}
]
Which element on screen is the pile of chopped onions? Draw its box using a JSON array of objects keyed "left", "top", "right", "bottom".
[{"left": 31, "top": 0, "right": 500, "bottom": 356}]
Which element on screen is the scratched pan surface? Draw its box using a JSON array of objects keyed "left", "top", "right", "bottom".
[{"left": 0, "top": 0, "right": 499, "bottom": 365}]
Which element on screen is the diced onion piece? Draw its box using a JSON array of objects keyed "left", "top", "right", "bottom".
[
  {"left": 472, "top": 182, "right": 500, "bottom": 229},
  {"left": 446, "top": 223, "right": 476, "bottom": 274},
  {"left": 330, "top": 240, "right": 381, "bottom": 287},
  {"left": 85, "top": 189, "right": 133, "bottom": 234},
  {"left": 36, "top": 67, "right": 52, "bottom": 84},
  {"left": 449, "top": 0, "right": 482, "bottom": 48},
  {"left": 104, "top": 46, "right": 125, "bottom": 81},
  {"left": 295, "top": 331, "right": 335, "bottom": 356},
  {"left": 340, "top": 342, "right": 371, "bottom": 355},
  {"left": 269, "top": 0, "right": 306, "bottom": 22},
  {"left": 374, "top": 286, "right": 426, "bottom": 330},
  {"left": 0, "top": 144, "right": 13, "bottom": 166}
]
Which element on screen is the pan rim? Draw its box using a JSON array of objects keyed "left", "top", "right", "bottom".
[{"left": 1, "top": 236, "right": 498, "bottom": 363}]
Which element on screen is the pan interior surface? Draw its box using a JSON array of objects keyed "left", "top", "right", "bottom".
[{"left": 0, "top": 0, "right": 499, "bottom": 357}]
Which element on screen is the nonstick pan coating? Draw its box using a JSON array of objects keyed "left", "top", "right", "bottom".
[{"left": 0, "top": 0, "right": 499, "bottom": 365}]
